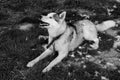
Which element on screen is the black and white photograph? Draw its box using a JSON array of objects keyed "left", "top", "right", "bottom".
[{"left": 0, "top": 0, "right": 120, "bottom": 80}]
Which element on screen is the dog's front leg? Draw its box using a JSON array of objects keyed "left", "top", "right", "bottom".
[
  {"left": 27, "top": 48, "right": 53, "bottom": 67},
  {"left": 42, "top": 50, "right": 68, "bottom": 73}
]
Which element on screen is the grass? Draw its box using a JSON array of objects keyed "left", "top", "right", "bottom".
[{"left": 0, "top": 0, "right": 120, "bottom": 80}]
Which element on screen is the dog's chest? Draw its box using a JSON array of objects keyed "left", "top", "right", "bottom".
[{"left": 54, "top": 28, "right": 73, "bottom": 51}]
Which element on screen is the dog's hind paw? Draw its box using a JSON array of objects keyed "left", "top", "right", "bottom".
[{"left": 27, "top": 61, "right": 36, "bottom": 67}]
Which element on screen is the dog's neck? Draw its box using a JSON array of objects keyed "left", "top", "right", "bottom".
[
  {"left": 48, "top": 21, "right": 67, "bottom": 38},
  {"left": 47, "top": 21, "right": 67, "bottom": 48}
]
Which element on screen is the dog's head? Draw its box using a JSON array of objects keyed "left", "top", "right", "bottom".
[{"left": 41, "top": 11, "right": 66, "bottom": 29}]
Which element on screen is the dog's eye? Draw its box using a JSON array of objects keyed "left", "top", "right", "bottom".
[{"left": 49, "top": 17, "right": 52, "bottom": 19}]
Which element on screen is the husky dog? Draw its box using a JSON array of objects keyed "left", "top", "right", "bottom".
[{"left": 27, "top": 11, "right": 99, "bottom": 72}]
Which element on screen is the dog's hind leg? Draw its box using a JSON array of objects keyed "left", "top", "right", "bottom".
[
  {"left": 27, "top": 48, "right": 53, "bottom": 67},
  {"left": 90, "top": 38, "right": 99, "bottom": 49},
  {"left": 42, "top": 50, "right": 68, "bottom": 73}
]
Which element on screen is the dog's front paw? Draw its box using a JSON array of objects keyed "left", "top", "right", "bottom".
[
  {"left": 27, "top": 61, "right": 36, "bottom": 67},
  {"left": 42, "top": 67, "right": 52, "bottom": 73}
]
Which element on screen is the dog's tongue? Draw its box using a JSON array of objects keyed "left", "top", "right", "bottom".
[{"left": 39, "top": 20, "right": 49, "bottom": 26}]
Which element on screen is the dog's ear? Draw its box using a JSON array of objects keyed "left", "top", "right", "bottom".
[
  {"left": 53, "top": 14, "right": 60, "bottom": 22},
  {"left": 59, "top": 11, "right": 66, "bottom": 21}
]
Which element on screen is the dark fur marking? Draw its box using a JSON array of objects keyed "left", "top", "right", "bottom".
[
  {"left": 53, "top": 14, "right": 60, "bottom": 22},
  {"left": 67, "top": 23, "right": 77, "bottom": 34}
]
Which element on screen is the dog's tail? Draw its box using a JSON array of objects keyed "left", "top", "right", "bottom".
[{"left": 95, "top": 19, "right": 120, "bottom": 32}]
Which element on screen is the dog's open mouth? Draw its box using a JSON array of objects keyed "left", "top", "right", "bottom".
[{"left": 39, "top": 20, "right": 49, "bottom": 26}]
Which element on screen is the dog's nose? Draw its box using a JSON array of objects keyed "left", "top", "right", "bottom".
[
  {"left": 39, "top": 15, "right": 46, "bottom": 19},
  {"left": 39, "top": 15, "right": 42, "bottom": 19}
]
